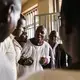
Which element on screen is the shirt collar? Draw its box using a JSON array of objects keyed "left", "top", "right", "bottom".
[{"left": 10, "top": 34, "right": 15, "bottom": 40}]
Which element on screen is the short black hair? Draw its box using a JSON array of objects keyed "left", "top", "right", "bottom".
[
  {"left": 61, "top": 0, "right": 80, "bottom": 25},
  {"left": 17, "top": 14, "right": 26, "bottom": 29},
  {"left": 49, "top": 30, "right": 56, "bottom": 38},
  {"left": 20, "top": 14, "right": 26, "bottom": 21}
]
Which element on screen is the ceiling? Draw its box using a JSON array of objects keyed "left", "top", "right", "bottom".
[{"left": 22, "top": 0, "right": 28, "bottom": 5}]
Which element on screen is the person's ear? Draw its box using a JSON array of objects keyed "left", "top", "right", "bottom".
[{"left": 7, "top": 4, "right": 14, "bottom": 23}]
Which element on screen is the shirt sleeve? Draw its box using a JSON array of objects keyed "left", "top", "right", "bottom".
[
  {"left": 13, "top": 39, "right": 22, "bottom": 62},
  {"left": 21, "top": 40, "right": 32, "bottom": 58}
]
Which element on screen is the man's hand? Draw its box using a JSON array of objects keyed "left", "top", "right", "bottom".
[
  {"left": 24, "top": 57, "right": 34, "bottom": 66},
  {"left": 39, "top": 57, "right": 48, "bottom": 65},
  {"left": 18, "top": 57, "right": 33, "bottom": 66}
]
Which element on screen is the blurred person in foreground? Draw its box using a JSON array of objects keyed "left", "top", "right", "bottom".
[
  {"left": 60, "top": 0, "right": 80, "bottom": 69},
  {"left": 0, "top": 0, "right": 21, "bottom": 80}
]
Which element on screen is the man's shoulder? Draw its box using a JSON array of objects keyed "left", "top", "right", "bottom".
[
  {"left": 56, "top": 43, "right": 62, "bottom": 49},
  {"left": 0, "top": 36, "right": 13, "bottom": 53},
  {"left": 23, "top": 39, "right": 32, "bottom": 48},
  {"left": 44, "top": 41, "right": 50, "bottom": 45},
  {"left": 13, "top": 39, "right": 22, "bottom": 50},
  {"left": 43, "top": 41, "right": 52, "bottom": 49},
  {"left": 2, "top": 36, "right": 12, "bottom": 45}
]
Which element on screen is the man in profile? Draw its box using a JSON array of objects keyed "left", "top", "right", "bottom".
[{"left": 0, "top": 0, "right": 21, "bottom": 80}]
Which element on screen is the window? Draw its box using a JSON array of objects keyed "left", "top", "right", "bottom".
[{"left": 24, "top": 7, "right": 38, "bottom": 39}]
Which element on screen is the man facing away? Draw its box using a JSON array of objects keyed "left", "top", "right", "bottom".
[{"left": 60, "top": 0, "right": 80, "bottom": 69}]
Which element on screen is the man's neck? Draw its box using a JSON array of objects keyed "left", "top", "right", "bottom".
[
  {"left": 30, "top": 38, "right": 44, "bottom": 46},
  {"left": 50, "top": 42, "right": 56, "bottom": 48}
]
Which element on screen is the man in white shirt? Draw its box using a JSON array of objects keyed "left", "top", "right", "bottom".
[
  {"left": 18, "top": 25, "right": 55, "bottom": 80},
  {"left": 0, "top": 0, "right": 21, "bottom": 80}
]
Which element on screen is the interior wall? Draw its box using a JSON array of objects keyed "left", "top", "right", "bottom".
[
  {"left": 22, "top": 0, "right": 62, "bottom": 14},
  {"left": 22, "top": 0, "right": 54, "bottom": 14},
  {"left": 22, "top": 0, "right": 54, "bottom": 34},
  {"left": 22, "top": 0, "right": 38, "bottom": 12},
  {"left": 38, "top": 0, "right": 49, "bottom": 14}
]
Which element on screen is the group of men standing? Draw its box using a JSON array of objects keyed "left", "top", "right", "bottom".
[{"left": 1, "top": 0, "right": 79, "bottom": 80}]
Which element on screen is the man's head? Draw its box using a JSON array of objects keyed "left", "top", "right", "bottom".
[
  {"left": 49, "top": 30, "right": 56, "bottom": 44},
  {"left": 13, "top": 14, "right": 26, "bottom": 37},
  {"left": 35, "top": 25, "right": 47, "bottom": 43},
  {"left": 17, "top": 14, "right": 26, "bottom": 29},
  {"left": 0, "top": 0, "right": 21, "bottom": 42},
  {"left": 20, "top": 31, "right": 27, "bottom": 42},
  {"left": 60, "top": 0, "right": 80, "bottom": 60}
]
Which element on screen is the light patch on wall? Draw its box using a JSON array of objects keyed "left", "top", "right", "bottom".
[
  {"left": 22, "top": 0, "right": 28, "bottom": 5},
  {"left": 22, "top": 3, "right": 38, "bottom": 15}
]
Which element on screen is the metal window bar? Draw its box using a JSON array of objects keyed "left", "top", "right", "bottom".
[
  {"left": 25, "top": 12, "right": 61, "bottom": 39},
  {"left": 34, "top": 12, "right": 61, "bottom": 41},
  {"left": 34, "top": 12, "right": 60, "bottom": 33}
]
